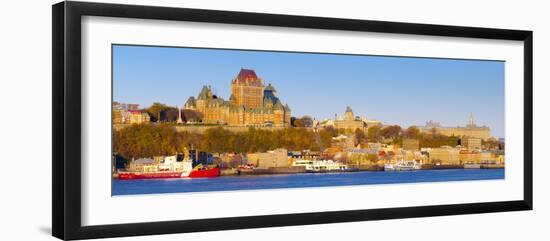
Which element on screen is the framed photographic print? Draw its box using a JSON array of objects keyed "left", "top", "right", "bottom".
[{"left": 52, "top": 1, "right": 533, "bottom": 240}]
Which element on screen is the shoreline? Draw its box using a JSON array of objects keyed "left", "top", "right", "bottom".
[{"left": 112, "top": 165, "right": 504, "bottom": 179}]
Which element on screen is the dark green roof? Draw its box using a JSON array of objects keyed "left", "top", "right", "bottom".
[
  {"left": 265, "top": 83, "right": 276, "bottom": 92},
  {"left": 185, "top": 96, "right": 196, "bottom": 107},
  {"left": 198, "top": 85, "right": 211, "bottom": 99},
  {"left": 284, "top": 104, "right": 291, "bottom": 112}
]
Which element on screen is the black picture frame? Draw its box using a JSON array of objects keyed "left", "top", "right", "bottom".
[{"left": 52, "top": 1, "right": 533, "bottom": 240}]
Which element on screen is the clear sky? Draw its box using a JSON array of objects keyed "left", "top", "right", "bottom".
[{"left": 113, "top": 45, "right": 505, "bottom": 138}]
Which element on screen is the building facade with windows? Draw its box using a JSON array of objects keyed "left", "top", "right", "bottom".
[
  {"left": 112, "top": 103, "right": 150, "bottom": 124},
  {"left": 418, "top": 114, "right": 491, "bottom": 140},
  {"left": 334, "top": 106, "right": 366, "bottom": 131},
  {"left": 184, "top": 69, "right": 291, "bottom": 127}
]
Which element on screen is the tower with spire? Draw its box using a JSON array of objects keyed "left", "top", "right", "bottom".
[{"left": 468, "top": 113, "right": 475, "bottom": 127}]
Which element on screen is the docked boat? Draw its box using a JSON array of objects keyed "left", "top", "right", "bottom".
[
  {"left": 292, "top": 159, "right": 314, "bottom": 172},
  {"left": 117, "top": 156, "right": 193, "bottom": 180},
  {"left": 384, "top": 160, "right": 422, "bottom": 171},
  {"left": 188, "top": 164, "right": 220, "bottom": 178},
  {"left": 464, "top": 163, "right": 481, "bottom": 169},
  {"left": 294, "top": 159, "right": 353, "bottom": 173},
  {"left": 117, "top": 171, "right": 185, "bottom": 179}
]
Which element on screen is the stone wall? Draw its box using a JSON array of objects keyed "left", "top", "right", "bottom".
[{"left": 112, "top": 124, "right": 290, "bottom": 133}]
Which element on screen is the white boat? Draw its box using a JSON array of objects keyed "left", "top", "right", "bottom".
[
  {"left": 384, "top": 160, "right": 422, "bottom": 171},
  {"left": 311, "top": 160, "right": 348, "bottom": 172},
  {"left": 292, "top": 159, "right": 314, "bottom": 172},
  {"left": 464, "top": 163, "right": 481, "bottom": 169},
  {"left": 293, "top": 159, "right": 352, "bottom": 172}
]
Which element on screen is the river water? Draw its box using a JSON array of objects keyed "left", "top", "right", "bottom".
[{"left": 112, "top": 169, "right": 504, "bottom": 196}]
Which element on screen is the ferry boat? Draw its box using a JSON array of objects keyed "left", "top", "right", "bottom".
[
  {"left": 464, "top": 163, "right": 481, "bottom": 169},
  {"left": 293, "top": 159, "right": 353, "bottom": 173},
  {"left": 117, "top": 156, "right": 193, "bottom": 180},
  {"left": 292, "top": 159, "right": 314, "bottom": 172},
  {"left": 384, "top": 160, "right": 422, "bottom": 171}
]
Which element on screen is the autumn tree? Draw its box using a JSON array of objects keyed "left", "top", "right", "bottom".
[
  {"left": 404, "top": 126, "right": 420, "bottom": 139},
  {"left": 367, "top": 126, "right": 381, "bottom": 142},
  {"left": 380, "top": 125, "right": 402, "bottom": 139},
  {"left": 113, "top": 124, "right": 179, "bottom": 159},
  {"left": 182, "top": 109, "right": 204, "bottom": 122},
  {"left": 163, "top": 107, "right": 180, "bottom": 122},
  {"left": 354, "top": 128, "right": 367, "bottom": 144},
  {"left": 146, "top": 102, "right": 171, "bottom": 122}
]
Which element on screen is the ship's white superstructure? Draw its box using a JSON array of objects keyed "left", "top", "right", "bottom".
[{"left": 384, "top": 160, "right": 422, "bottom": 171}]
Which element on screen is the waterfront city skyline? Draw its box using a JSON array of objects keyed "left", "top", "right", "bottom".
[{"left": 113, "top": 45, "right": 505, "bottom": 138}]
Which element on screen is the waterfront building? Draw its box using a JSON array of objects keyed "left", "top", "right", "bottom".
[
  {"left": 247, "top": 148, "right": 289, "bottom": 168},
  {"left": 428, "top": 146, "right": 461, "bottom": 165},
  {"left": 184, "top": 69, "right": 291, "bottom": 126},
  {"left": 462, "top": 137, "right": 482, "bottom": 150},
  {"left": 459, "top": 150, "right": 497, "bottom": 164},
  {"left": 418, "top": 114, "right": 491, "bottom": 140},
  {"left": 347, "top": 148, "right": 380, "bottom": 165},
  {"left": 334, "top": 106, "right": 366, "bottom": 131},
  {"left": 219, "top": 153, "right": 246, "bottom": 168}
]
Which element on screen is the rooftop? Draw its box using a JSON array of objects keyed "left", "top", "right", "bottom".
[{"left": 233, "top": 68, "right": 263, "bottom": 86}]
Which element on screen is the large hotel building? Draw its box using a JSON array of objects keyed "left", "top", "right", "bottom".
[{"left": 184, "top": 69, "right": 291, "bottom": 126}]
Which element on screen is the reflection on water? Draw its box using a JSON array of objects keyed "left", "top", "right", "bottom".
[{"left": 112, "top": 169, "right": 504, "bottom": 196}]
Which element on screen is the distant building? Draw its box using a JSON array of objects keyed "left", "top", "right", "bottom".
[
  {"left": 418, "top": 114, "right": 491, "bottom": 140},
  {"left": 112, "top": 103, "right": 150, "bottom": 124},
  {"left": 362, "top": 117, "right": 382, "bottom": 128},
  {"left": 184, "top": 69, "right": 291, "bottom": 126},
  {"left": 247, "top": 149, "right": 289, "bottom": 168},
  {"left": 319, "top": 119, "right": 335, "bottom": 128},
  {"left": 367, "top": 142, "right": 383, "bottom": 149},
  {"left": 462, "top": 137, "right": 482, "bottom": 150},
  {"left": 429, "top": 146, "right": 460, "bottom": 165},
  {"left": 459, "top": 151, "right": 497, "bottom": 164},
  {"left": 113, "top": 102, "right": 139, "bottom": 111},
  {"left": 334, "top": 106, "right": 365, "bottom": 131},
  {"left": 127, "top": 110, "right": 150, "bottom": 124},
  {"left": 219, "top": 153, "right": 245, "bottom": 168},
  {"left": 402, "top": 139, "right": 420, "bottom": 151}
]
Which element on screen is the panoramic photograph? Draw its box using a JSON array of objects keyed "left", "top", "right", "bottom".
[{"left": 111, "top": 44, "right": 505, "bottom": 196}]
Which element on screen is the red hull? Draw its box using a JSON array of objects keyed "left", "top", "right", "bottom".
[
  {"left": 118, "top": 171, "right": 183, "bottom": 180},
  {"left": 188, "top": 167, "right": 220, "bottom": 178}
]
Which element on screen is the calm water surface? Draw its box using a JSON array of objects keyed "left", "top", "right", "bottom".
[{"left": 112, "top": 169, "right": 504, "bottom": 196}]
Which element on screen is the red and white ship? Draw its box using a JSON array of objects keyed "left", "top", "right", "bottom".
[
  {"left": 117, "top": 155, "right": 220, "bottom": 179},
  {"left": 117, "top": 171, "right": 185, "bottom": 179}
]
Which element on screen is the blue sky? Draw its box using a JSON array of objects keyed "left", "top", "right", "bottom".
[{"left": 113, "top": 45, "right": 505, "bottom": 138}]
